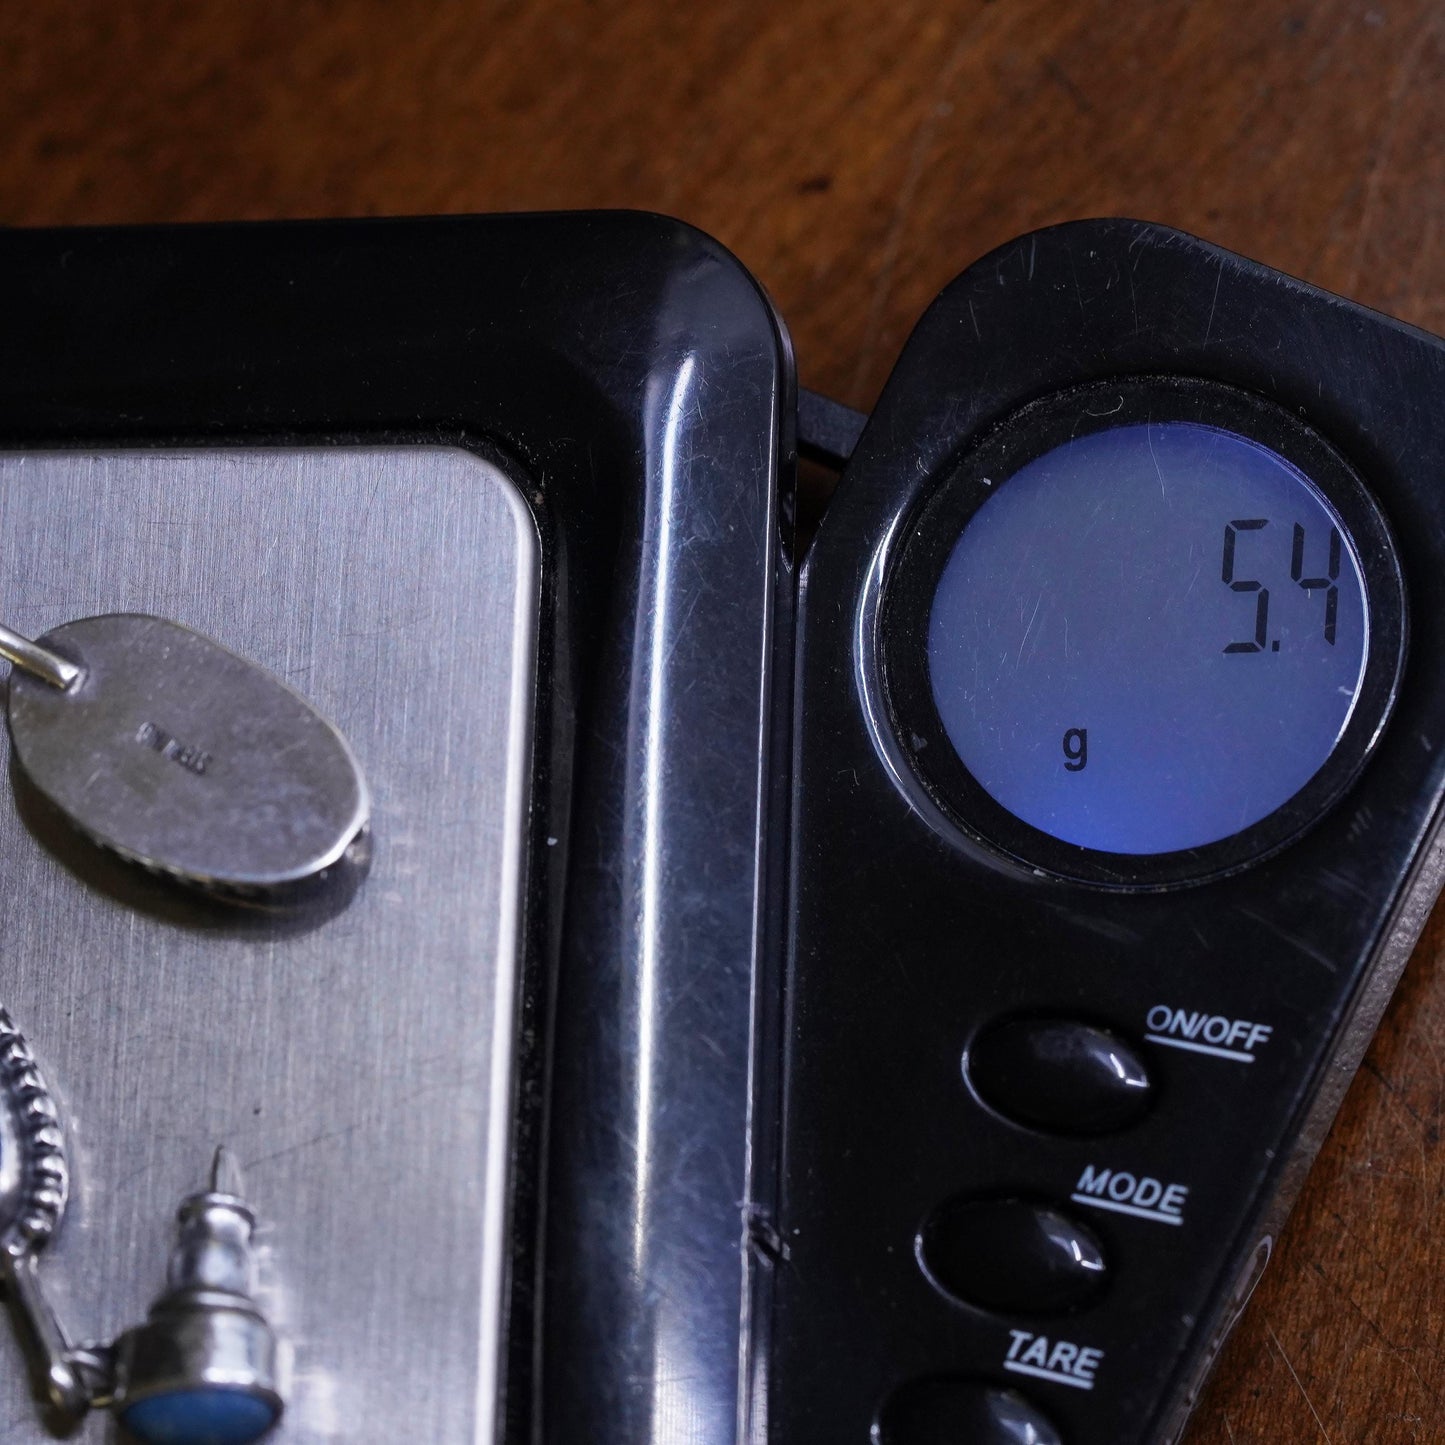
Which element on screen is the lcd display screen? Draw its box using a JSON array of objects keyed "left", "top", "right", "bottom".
[{"left": 926, "top": 422, "right": 1369, "bottom": 855}]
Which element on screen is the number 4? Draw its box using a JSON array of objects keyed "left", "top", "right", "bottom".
[{"left": 1292, "top": 524, "right": 1340, "bottom": 645}]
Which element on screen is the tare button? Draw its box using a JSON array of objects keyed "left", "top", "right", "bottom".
[
  {"left": 1003, "top": 1328, "right": 1105, "bottom": 1391},
  {"left": 1070, "top": 1163, "right": 1189, "bottom": 1226},
  {"left": 1145, "top": 1003, "right": 1274, "bottom": 1062}
]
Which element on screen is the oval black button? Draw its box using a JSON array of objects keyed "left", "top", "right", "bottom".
[
  {"left": 877, "top": 1378, "right": 1062, "bottom": 1445},
  {"left": 967, "top": 1017, "right": 1152, "bottom": 1134},
  {"left": 919, "top": 1197, "right": 1106, "bottom": 1314}
]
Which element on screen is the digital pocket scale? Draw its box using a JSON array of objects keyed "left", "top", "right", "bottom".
[
  {"left": 0, "top": 213, "right": 1440, "bottom": 1445},
  {"left": 764, "top": 218, "right": 1445, "bottom": 1445}
]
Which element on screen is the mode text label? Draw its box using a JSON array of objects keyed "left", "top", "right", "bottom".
[{"left": 1071, "top": 1163, "right": 1188, "bottom": 1226}]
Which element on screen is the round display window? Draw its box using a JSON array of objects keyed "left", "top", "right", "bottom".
[{"left": 881, "top": 378, "right": 1405, "bottom": 886}]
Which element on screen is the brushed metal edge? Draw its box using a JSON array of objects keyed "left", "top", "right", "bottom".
[{"left": 476, "top": 467, "right": 540, "bottom": 1445}]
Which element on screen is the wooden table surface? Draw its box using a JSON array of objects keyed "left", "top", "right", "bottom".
[{"left": 3, "top": 4, "right": 1443, "bottom": 1441}]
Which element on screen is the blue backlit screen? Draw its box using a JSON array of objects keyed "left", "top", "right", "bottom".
[{"left": 926, "top": 422, "right": 1369, "bottom": 855}]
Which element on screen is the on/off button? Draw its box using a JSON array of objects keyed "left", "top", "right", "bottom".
[{"left": 966, "top": 1016, "right": 1153, "bottom": 1135}]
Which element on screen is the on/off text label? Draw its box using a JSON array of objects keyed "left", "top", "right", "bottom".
[{"left": 1145, "top": 1003, "right": 1273, "bottom": 1062}]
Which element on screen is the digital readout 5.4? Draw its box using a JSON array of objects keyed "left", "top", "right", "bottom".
[{"left": 926, "top": 422, "right": 1368, "bottom": 855}]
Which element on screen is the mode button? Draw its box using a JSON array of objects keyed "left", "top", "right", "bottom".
[{"left": 918, "top": 1197, "right": 1106, "bottom": 1314}]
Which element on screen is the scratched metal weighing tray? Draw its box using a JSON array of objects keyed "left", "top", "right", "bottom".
[{"left": 0, "top": 215, "right": 792, "bottom": 1445}]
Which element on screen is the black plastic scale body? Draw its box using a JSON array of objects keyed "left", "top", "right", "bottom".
[
  {"left": 5, "top": 209, "right": 1445, "bottom": 1445},
  {"left": 764, "top": 219, "right": 1445, "bottom": 1443}
]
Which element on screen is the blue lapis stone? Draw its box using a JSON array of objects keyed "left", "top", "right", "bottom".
[{"left": 119, "top": 1387, "right": 280, "bottom": 1445}]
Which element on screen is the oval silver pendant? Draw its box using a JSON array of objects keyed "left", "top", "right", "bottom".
[{"left": 7, "top": 615, "right": 370, "bottom": 899}]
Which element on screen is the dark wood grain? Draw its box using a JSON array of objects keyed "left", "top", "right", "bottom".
[{"left": 2, "top": 3, "right": 1443, "bottom": 1439}]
